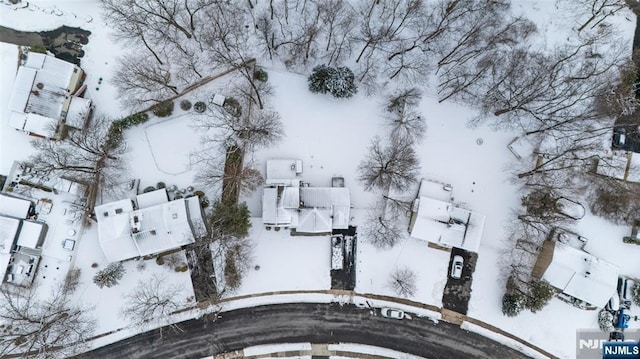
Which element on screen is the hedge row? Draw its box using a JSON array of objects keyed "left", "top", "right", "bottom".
[{"left": 105, "top": 112, "right": 149, "bottom": 150}]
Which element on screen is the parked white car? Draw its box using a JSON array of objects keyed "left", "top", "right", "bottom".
[
  {"left": 450, "top": 255, "right": 464, "bottom": 279},
  {"left": 380, "top": 307, "right": 404, "bottom": 319}
]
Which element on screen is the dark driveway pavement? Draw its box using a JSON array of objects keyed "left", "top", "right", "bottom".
[{"left": 442, "top": 248, "right": 478, "bottom": 315}]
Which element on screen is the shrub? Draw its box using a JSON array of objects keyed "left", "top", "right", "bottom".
[
  {"left": 152, "top": 100, "right": 175, "bottom": 117},
  {"left": 210, "top": 201, "right": 251, "bottom": 238},
  {"left": 598, "top": 309, "right": 614, "bottom": 332},
  {"left": 502, "top": 292, "right": 524, "bottom": 317},
  {"left": 223, "top": 97, "right": 242, "bottom": 117},
  {"left": 180, "top": 100, "right": 192, "bottom": 111},
  {"left": 327, "top": 66, "right": 357, "bottom": 98},
  {"left": 175, "top": 264, "right": 189, "bottom": 272},
  {"left": 525, "top": 279, "right": 555, "bottom": 313},
  {"left": 633, "top": 283, "right": 640, "bottom": 306},
  {"left": 157, "top": 182, "right": 166, "bottom": 189},
  {"left": 143, "top": 186, "right": 156, "bottom": 193},
  {"left": 194, "top": 190, "right": 205, "bottom": 198},
  {"left": 29, "top": 44, "right": 47, "bottom": 54},
  {"left": 623, "top": 236, "right": 640, "bottom": 245},
  {"left": 308, "top": 64, "right": 333, "bottom": 94},
  {"left": 224, "top": 250, "right": 241, "bottom": 290},
  {"left": 93, "top": 262, "right": 125, "bottom": 288},
  {"left": 193, "top": 101, "right": 206, "bottom": 113},
  {"left": 254, "top": 68, "right": 268, "bottom": 82},
  {"left": 308, "top": 64, "right": 357, "bottom": 99},
  {"left": 156, "top": 256, "right": 165, "bottom": 265}
]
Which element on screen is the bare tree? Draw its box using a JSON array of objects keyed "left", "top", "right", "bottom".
[
  {"left": 558, "top": 0, "right": 628, "bottom": 32},
  {"left": 362, "top": 199, "right": 404, "bottom": 249},
  {"left": 0, "top": 284, "right": 95, "bottom": 358},
  {"left": 121, "top": 274, "right": 186, "bottom": 330},
  {"left": 193, "top": 150, "right": 264, "bottom": 201},
  {"left": 112, "top": 54, "right": 182, "bottom": 110},
  {"left": 26, "top": 115, "right": 127, "bottom": 203},
  {"left": 210, "top": 228, "right": 253, "bottom": 296},
  {"left": 357, "top": 136, "right": 420, "bottom": 193},
  {"left": 383, "top": 88, "right": 426, "bottom": 145},
  {"left": 388, "top": 267, "right": 417, "bottom": 298}
]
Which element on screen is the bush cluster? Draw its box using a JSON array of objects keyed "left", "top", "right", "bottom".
[
  {"left": 152, "top": 100, "right": 175, "bottom": 117},
  {"left": 308, "top": 64, "right": 358, "bottom": 99},
  {"left": 254, "top": 68, "right": 268, "bottom": 82},
  {"left": 180, "top": 100, "right": 192, "bottom": 111}
]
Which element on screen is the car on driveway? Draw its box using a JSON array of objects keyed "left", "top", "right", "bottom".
[
  {"left": 450, "top": 255, "right": 463, "bottom": 279},
  {"left": 380, "top": 307, "right": 404, "bottom": 319}
]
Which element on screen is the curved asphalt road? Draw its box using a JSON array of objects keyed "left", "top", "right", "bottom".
[{"left": 76, "top": 303, "right": 533, "bottom": 359}]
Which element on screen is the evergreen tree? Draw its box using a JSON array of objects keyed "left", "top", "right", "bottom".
[
  {"left": 598, "top": 309, "right": 614, "bottom": 332},
  {"left": 502, "top": 292, "right": 524, "bottom": 317},
  {"left": 525, "top": 279, "right": 555, "bottom": 313},
  {"left": 210, "top": 201, "right": 251, "bottom": 238},
  {"left": 308, "top": 64, "right": 333, "bottom": 94},
  {"left": 327, "top": 66, "right": 357, "bottom": 98},
  {"left": 93, "top": 262, "right": 125, "bottom": 288}
]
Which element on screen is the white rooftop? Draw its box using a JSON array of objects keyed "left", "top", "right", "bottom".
[
  {"left": 96, "top": 194, "right": 204, "bottom": 262},
  {"left": 410, "top": 196, "right": 485, "bottom": 252},
  {"left": 16, "top": 221, "right": 44, "bottom": 250},
  {"left": 136, "top": 188, "right": 168, "bottom": 209},
  {"left": 266, "top": 159, "right": 302, "bottom": 184},
  {"left": 543, "top": 241, "right": 619, "bottom": 307},
  {"left": 65, "top": 96, "right": 91, "bottom": 129},
  {"left": 0, "top": 193, "right": 31, "bottom": 219},
  {"left": 0, "top": 216, "right": 20, "bottom": 254},
  {"left": 262, "top": 185, "right": 350, "bottom": 232}
]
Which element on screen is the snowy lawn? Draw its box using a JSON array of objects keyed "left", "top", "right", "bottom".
[
  {"left": 144, "top": 114, "right": 202, "bottom": 175},
  {"left": 234, "top": 218, "right": 331, "bottom": 295}
]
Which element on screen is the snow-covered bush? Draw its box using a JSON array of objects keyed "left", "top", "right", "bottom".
[
  {"left": 633, "top": 283, "right": 640, "bottom": 306},
  {"left": 598, "top": 309, "right": 614, "bottom": 332},
  {"left": 308, "top": 64, "right": 358, "bottom": 98},
  {"left": 327, "top": 66, "right": 357, "bottom": 98},
  {"left": 502, "top": 292, "right": 524, "bottom": 317},
  {"left": 308, "top": 64, "right": 333, "bottom": 94},
  {"left": 93, "top": 262, "right": 125, "bottom": 288},
  {"left": 525, "top": 279, "right": 555, "bottom": 313}
]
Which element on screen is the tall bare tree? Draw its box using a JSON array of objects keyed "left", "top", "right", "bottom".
[
  {"left": 121, "top": 274, "right": 186, "bottom": 332},
  {"left": 0, "top": 284, "right": 95, "bottom": 358},
  {"left": 357, "top": 136, "right": 420, "bottom": 193},
  {"left": 383, "top": 88, "right": 426, "bottom": 145}
]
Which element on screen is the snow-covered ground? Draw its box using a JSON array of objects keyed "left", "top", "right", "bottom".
[{"left": 1, "top": 1, "right": 640, "bottom": 359}]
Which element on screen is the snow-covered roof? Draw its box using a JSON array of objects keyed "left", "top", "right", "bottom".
[
  {"left": 410, "top": 196, "right": 485, "bottom": 253},
  {"left": 136, "top": 188, "right": 168, "bottom": 209},
  {"left": 417, "top": 178, "right": 452, "bottom": 202},
  {"left": 297, "top": 208, "right": 332, "bottom": 233},
  {"left": 65, "top": 96, "right": 91, "bottom": 129},
  {"left": 266, "top": 159, "right": 302, "bottom": 184},
  {"left": 7, "top": 52, "right": 82, "bottom": 137},
  {"left": 96, "top": 195, "right": 199, "bottom": 262},
  {"left": 542, "top": 241, "right": 618, "bottom": 307},
  {"left": 8, "top": 66, "right": 36, "bottom": 113},
  {"left": 262, "top": 187, "right": 296, "bottom": 226},
  {"left": 300, "top": 187, "right": 350, "bottom": 208},
  {"left": 22, "top": 113, "right": 58, "bottom": 138},
  {"left": 0, "top": 216, "right": 20, "bottom": 253},
  {"left": 185, "top": 196, "right": 207, "bottom": 238},
  {"left": 0, "top": 193, "right": 31, "bottom": 219},
  {"left": 16, "top": 221, "right": 44, "bottom": 249}
]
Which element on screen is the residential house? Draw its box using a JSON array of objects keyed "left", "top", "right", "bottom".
[
  {"left": 0, "top": 193, "right": 47, "bottom": 287},
  {"left": 532, "top": 238, "right": 618, "bottom": 308},
  {"left": 94, "top": 188, "right": 207, "bottom": 262},
  {"left": 261, "top": 159, "right": 351, "bottom": 234},
  {"left": 8, "top": 52, "right": 89, "bottom": 139},
  {"left": 408, "top": 179, "right": 485, "bottom": 253}
]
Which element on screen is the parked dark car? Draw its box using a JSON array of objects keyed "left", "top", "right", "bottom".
[{"left": 612, "top": 128, "right": 626, "bottom": 148}]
